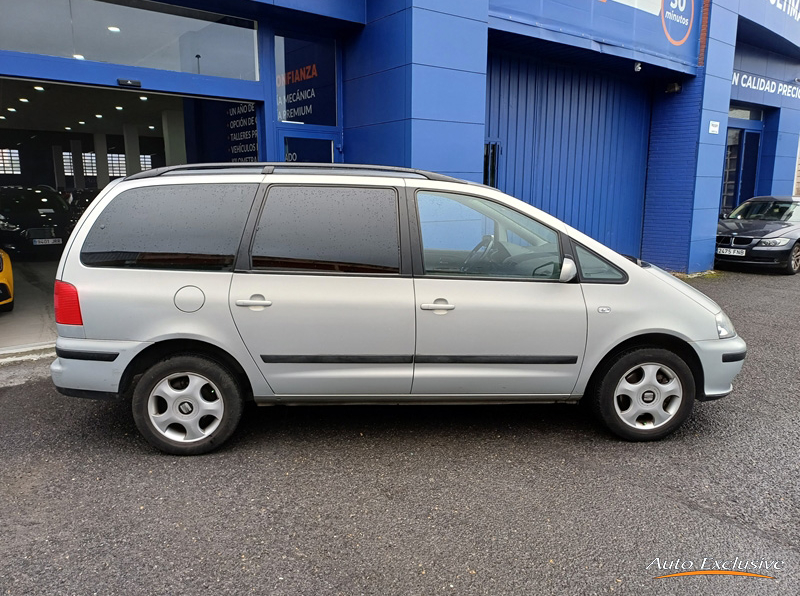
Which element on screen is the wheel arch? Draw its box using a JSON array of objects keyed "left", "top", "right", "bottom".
[
  {"left": 119, "top": 339, "right": 254, "bottom": 402},
  {"left": 583, "top": 333, "right": 704, "bottom": 400}
]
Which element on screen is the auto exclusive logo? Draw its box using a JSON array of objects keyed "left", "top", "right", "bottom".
[{"left": 647, "top": 557, "right": 784, "bottom": 579}]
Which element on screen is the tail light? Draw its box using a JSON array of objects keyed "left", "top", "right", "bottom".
[{"left": 54, "top": 280, "right": 83, "bottom": 325}]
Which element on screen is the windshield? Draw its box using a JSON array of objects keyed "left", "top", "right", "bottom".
[
  {"left": 729, "top": 200, "right": 800, "bottom": 222},
  {"left": 0, "top": 187, "right": 69, "bottom": 217}
]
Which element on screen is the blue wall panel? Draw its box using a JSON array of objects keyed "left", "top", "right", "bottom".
[{"left": 486, "top": 52, "right": 650, "bottom": 256}]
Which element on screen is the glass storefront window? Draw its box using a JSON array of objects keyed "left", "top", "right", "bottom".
[
  {"left": 275, "top": 36, "right": 337, "bottom": 126},
  {"left": 0, "top": 0, "right": 258, "bottom": 81},
  {"left": 729, "top": 105, "right": 763, "bottom": 121}
]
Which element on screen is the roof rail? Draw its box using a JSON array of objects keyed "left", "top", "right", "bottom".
[{"left": 124, "top": 162, "right": 464, "bottom": 183}]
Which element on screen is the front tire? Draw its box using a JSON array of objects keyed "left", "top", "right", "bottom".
[
  {"left": 784, "top": 242, "right": 800, "bottom": 275},
  {"left": 0, "top": 299, "right": 13, "bottom": 312},
  {"left": 590, "top": 348, "right": 695, "bottom": 441},
  {"left": 132, "top": 355, "right": 243, "bottom": 455}
]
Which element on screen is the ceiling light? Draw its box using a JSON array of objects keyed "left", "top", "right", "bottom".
[
  {"left": 108, "top": 26, "right": 121, "bottom": 33},
  {"left": 148, "top": 125, "right": 155, "bottom": 130},
  {"left": 95, "top": 114, "right": 103, "bottom": 118},
  {"left": 65, "top": 127, "right": 72, "bottom": 130},
  {"left": 73, "top": 54, "right": 85, "bottom": 60},
  {"left": 0, "top": 116, "right": 5, "bottom": 120},
  {"left": 116, "top": 106, "right": 123, "bottom": 110},
  {"left": 41, "top": 198, "right": 47, "bottom": 202},
  {"left": 19, "top": 98, "right": 29, "bottom": 103},
  {"left": 34, "top": 86, "right": 44, "bottom": 91},
  {"left": 139, "top": 96, "right": 148, "bottom": 101},
  {"left": 78, "top": 121, "right": 85, "bottom": 125},
  {"left": 7, "top": 108, "right": 16, "bottom": 112}
]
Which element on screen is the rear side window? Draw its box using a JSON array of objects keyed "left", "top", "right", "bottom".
[
  {"left": 81, "top": 184, "right": 257, "bottom": 270},
  {"left": 251, "top": 186, "right": 400, "bottom": 274}
]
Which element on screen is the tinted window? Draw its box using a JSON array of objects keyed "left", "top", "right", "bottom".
[
  {"left": 417, "top": 191, "right": 562, "bottom": 279},
  {"left": 81, "top": 184, "right": 257, "bottom": 270},
  {"left": 574, "top": 244, "right": 625, "bottom": 282},
  {"left": 252, "top": 186, "right": 399, "bottom": 274}
]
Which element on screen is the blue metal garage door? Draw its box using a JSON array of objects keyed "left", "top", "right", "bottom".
[{"left": 486, "top": 52, "right": 651, "bottom": 256}]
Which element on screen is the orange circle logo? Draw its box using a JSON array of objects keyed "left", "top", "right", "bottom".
[{"left": 661, "top": 0, "right": 694, "bottom": 46}]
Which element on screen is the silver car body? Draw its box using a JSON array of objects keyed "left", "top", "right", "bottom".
[{"left": 51, "top": 170, "right": 746, "bottom": 406}]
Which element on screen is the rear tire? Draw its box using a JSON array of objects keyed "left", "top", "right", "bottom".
[
  {"left": 0, "top": 299, "right": 13, "bottom": 312},
  {"left": 590, "top": 347, "right": 695, "bottom": 441},
  {"left": 132, "top": 355, "right": 243, "bottom": 455}
]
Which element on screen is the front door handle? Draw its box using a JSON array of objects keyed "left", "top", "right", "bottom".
[{"left": 420, "top": 303, "right": 455, "bottom": 311}]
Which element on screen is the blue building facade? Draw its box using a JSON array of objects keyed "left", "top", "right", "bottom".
[{"left": 1, "top": 0, "right": 799, "bottom": 271}]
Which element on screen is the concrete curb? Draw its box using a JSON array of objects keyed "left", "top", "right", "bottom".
[{"left": 0, "top": 341, "right": 56, "bottom": 364}]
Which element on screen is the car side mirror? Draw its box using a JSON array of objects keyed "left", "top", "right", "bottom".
[{"left": 560, "top": 256, "right": 577, "bottom": 283}]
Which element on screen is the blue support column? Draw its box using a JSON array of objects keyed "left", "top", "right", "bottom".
[{"left": 344, "top": 0, "right": 488, "bottom": 181}]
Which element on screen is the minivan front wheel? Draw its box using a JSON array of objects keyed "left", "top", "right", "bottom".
[
  {"left": 591, "top": 348, "right": 695, "bottom": 441},
  {"left": 132, "top": 355, "right": 243, "bottom": 455}
]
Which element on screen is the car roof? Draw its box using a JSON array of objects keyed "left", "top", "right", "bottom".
[{"left": 745, "top": 195, "right": 800, "bottom": 202}]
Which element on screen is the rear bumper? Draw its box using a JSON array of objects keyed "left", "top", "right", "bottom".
[
  {"left": 691, "top": 336, "right": 747, "bottom": 400},
  {"left": 50, "top": 337, "right": 149, "bottom": 396}
]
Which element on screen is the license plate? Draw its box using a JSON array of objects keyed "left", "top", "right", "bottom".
[
  {"left": 717, "top": 247, "right": 745, "bottom": 256},
  {"left": 32, "top": 238, "right": 62, "bottom": 246}
]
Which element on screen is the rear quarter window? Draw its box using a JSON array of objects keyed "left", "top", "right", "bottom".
[{"left": 80, "top": 183, "right": 257, "bottom": 271}]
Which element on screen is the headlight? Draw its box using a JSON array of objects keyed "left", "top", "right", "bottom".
[
  {"left": 716, "top": 311, "right": 736, "bottom": 339},
  {"left": 758, "top": 237, "right": 791, "bottom": 247}
]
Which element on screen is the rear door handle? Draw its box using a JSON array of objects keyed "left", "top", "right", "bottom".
[
  {"left": 420, "top": 303, "right": 455, "bottom": 311},
  {"left": 235, "top": 298, "right": 272, "bottom": 307}
]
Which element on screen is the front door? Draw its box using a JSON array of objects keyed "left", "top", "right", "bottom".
[
  {"left": 230, "top": 183, "right": 414, "bottom": 395},
  {"left": 410, "top": 189, "right": 588, "bottom": 396}
]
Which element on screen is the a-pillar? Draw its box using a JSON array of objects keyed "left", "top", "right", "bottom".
[
  {"left": 123, "top": 124, "right": 141, "bottom": 176},
  {"left": 162, "top": 110, "right": 187, "bottom": 165},
  {"left": 70, "top": 139, "right": 85, "bottom": 189},
  {"left": 93, "top": 133, "right": 110, "bottom": 187}
]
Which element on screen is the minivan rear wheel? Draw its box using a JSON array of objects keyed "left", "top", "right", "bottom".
[
  {"left": 591, "top": 348, "right": 695, "bottom": 441},
  {"left": 132, "top": 355, "right": 243, "bottom": 455}
]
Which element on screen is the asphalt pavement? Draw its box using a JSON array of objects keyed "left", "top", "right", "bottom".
[{"left": 0, "top": 269, "right": 798, "bottom": 595}]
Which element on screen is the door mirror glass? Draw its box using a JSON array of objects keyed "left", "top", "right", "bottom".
[{"left": 559, "top": 257, "right": 577, "bottom": 283}]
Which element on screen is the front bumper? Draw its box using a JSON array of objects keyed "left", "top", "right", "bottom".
[
  {"left": 691, "top": 335, "right": 747, "bottom": 401},
  {"left": 714, "top": 241, "right": 793, "bottom": 267}
]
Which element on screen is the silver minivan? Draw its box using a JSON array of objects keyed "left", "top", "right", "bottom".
[{"left": 51, "top": 164, "right": 746, "bottom": 454}]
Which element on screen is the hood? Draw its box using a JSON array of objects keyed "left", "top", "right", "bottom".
[
  {"left": 717, "top": 218, "right": 800, "bottom": 238},
  {"left": 643, "top": 265, "right": 721, "bottom": 315}
]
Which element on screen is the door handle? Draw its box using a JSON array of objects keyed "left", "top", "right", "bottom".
[
  {"left": 235, "top": 298, "right": 272, "bottom": 307},
  {"left": 420, "top": 303, "right": 455, "bottom": 311}
]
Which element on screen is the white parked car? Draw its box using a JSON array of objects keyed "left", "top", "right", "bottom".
[{"left": 51, "top": 164, "right": 746, "bottom": 454}]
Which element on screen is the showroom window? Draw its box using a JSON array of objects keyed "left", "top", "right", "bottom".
[
  {"left": 416, "top": 191, "right": 562, "bottom": 279},
  {"left": 252, "top": 186, "right": 400, "bottom": 274},
  {"left": 0, "top": 0, "right": 258, "bottom": 80},
  {"left": 275, "top": 36, "right": 337, "bottom": 125},
  {"left": 80, "top": 184, "right": 258, "bottom": 270},
  {"left": 0, "top": 149, "right": 21, "bottom": 174}
]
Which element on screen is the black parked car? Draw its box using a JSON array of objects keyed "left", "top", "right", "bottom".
[
  {"left": 0, "top": 186, "right": 72, "bottom": 256},
  {"left": 716, "top": 196, "right": 800, "bottom": 274}
]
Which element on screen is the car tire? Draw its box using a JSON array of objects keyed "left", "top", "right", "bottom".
[
  {"left": 784, "top": 242, "right": 800, "bottom": 275},
  {"left": 590, "top": 347, "right": 695, "bottom": 441},
  {"left": 0, "top": 299, "right": 13, "bottom": 312},
  {"left": 132, "top": 355, "right": 243, "bottom": 455}
]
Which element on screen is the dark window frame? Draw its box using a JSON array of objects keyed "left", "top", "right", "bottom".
[{"left": 244, "top": 183, "right": 410, "bottom": 277}]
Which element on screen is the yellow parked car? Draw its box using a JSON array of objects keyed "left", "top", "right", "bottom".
[{"left": 0, "top": 249, "right": 13, "bottom": 312}]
